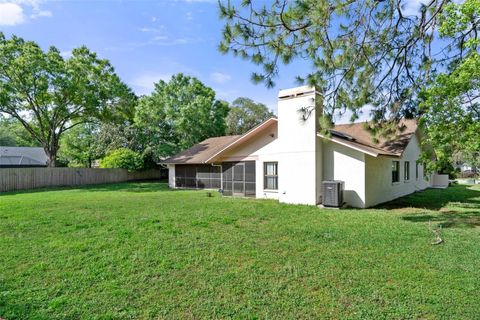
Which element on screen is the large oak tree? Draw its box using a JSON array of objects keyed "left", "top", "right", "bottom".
[
  {"left": 0, "top": 33, "right": 135, "bottom": 166},
  {"left": 135, "top": 73, "right": 230, "bottom": 158},
  {"left": 226, "top": 97, "right": 274, "bottom": 135}
]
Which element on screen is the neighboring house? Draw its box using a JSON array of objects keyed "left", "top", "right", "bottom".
[
  {"left": 162, "top": 86, "right": 431, "bottom": 208},
  {"left": 454, "top": 162, "right": 475, "bottom": 173},
  {"left": 0, "top": 147, "right": 48, "bottom": 167}
]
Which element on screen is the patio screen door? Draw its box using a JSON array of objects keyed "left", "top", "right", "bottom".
[{"left": 222, "top": 161, "right": 256, "bottom": 197}]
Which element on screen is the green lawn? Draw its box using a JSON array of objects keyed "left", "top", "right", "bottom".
[{"left": 1, "top": 183, "right": 479, "bottom": 319}]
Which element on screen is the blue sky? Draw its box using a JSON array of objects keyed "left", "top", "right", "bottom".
[
  {"left": 0, "top": 0, "right": 318, "bottom": 115},
  {"left": 0, "top": 0, "right": 431, "bottom": 121}
]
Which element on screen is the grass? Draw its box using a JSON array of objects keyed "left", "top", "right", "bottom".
[{"left": 0, "top": 183, "right": 479, "bottom": 319}]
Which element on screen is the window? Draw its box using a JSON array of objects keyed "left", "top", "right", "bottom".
[
  {"left": 392, "top": 161, "right": 400, "bottom": 183},
  {"left": 404, "top": 161, "right": 410, "bottom": 181},
  {"left": 416, "top": 163, "right": 419, "bottom": 180},
  {"left": 264, "top": 162, "right": 278, "bottom": 190}
]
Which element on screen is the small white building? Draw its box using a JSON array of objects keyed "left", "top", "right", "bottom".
[{"left": 163, "top": 86, "right": 431, "bottom": 208}]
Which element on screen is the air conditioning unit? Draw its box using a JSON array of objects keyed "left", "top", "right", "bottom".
[{"left": 322, "top": 180, "right": 344, "bottom": 207}]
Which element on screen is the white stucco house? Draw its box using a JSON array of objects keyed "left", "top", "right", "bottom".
[{"left": 162, "top": 86, "right": 431, "bottom": 208}]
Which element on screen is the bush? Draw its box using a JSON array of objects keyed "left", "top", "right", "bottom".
[
  {"left": 460, "top": 170, "right": 478, "bottom": 179},
  {"left": 100, "top": 148, "right": 143, "bottom": 171}
]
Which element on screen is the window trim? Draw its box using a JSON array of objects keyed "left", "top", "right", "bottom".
[
  {"left": 264, "top": 162, "right": 278, "bottom": 190},
  {"left": 392, "top": 160, "right": 400, "bottom": 184},
  {"left": 404, "top": 161, "right": 410, "bottom": 182}
]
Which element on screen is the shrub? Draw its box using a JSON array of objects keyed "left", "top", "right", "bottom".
[
  {"left": 460, "top": 170, "right": 477, "bottom": 179},
  {"left": 100, "top": 148, "right": 143, "bottom": 171}
]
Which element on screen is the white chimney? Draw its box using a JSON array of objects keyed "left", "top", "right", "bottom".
[{"left": 277, "top": 86, "right": 323, "bottom": 205}]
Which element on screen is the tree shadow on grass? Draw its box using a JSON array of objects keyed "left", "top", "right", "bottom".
[
  {"left": 377, "top": 185, "right": 480, "bottom": 211},
  {"left": 0, "top": 181, "right": 170, "bottom": 196},
  {"left": 376, "top": 185, "right": 480, "bottom": 229},
  {"left": 402, "top": 211, "right": 480, "bottom": 229},
  {"left": 83, "top": 181, "right": 170, "bottom": 193}
]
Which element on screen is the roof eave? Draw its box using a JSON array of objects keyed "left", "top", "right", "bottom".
[
  {"left": 204, "top": 117, "right": 278, "bottom": 163},
  {"left": 317, "top": 133, "right": 383, "bottom": 157}
]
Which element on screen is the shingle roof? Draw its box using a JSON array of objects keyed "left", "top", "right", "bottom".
[
  {"left": 0, "top": 147, "right": 48, "bottom": 166},
  {"left": 162, "top": 118, "right": 418, "bottom": 164},
  {"left": 161, "top": 135, "right": 241, "bottom": 164},
  {"left": 327, "top": 119, "right": 418, "bottom": 157},
  {"left": 161, "top": 118, "right": 278, "bottom": 164}
]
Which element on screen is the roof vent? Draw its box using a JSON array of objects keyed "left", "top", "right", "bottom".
[{"left": 330, "top": 130, "right": 356, "bottom": 141}]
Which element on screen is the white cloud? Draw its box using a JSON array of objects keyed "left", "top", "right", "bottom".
[
  {"left": 173, "top": 38, "right": 188, "bottom": 45},
  {"left": 30, "top": 9, "right": 51, "bottom": 19},
  {"left": 150, "top": 36, "right": 202, "bottom": 46},
  {"left": 60, "top": 50, "right": 72, "bottom": 58},
  {"left": 130, "top": 73, "right": 172, "bottom": 95},
  {"left": 152, "top": 35, "right": 168, "bottom": 41},
  {"left": 139, "top": 26, "right": 165, "bottom": 33},
  {"left": 186, "top": 11, "right": 193, "bottom": 20},
  {"left": 0, "top": 3, "right": 25, "bottom": 26},
  {"left": 138, "top": 25, "right": 200, "bottom": 46},
  {"left": 401, "top": 0, "right": 430, "bottom": 17},
  {"left": 210, "top": 72, "right": 231, "bottom": 84},
  {"left": 0, "top": 0, "right": 51, "bottom": 25}
]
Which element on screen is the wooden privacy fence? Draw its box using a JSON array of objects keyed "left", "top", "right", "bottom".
[{"left": 0, "top": 167, "right": 165, "bottom": 193}]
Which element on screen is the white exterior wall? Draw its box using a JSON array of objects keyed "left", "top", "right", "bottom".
[
  {"left": 165, "top": 86, "right": 431, "bottom": 209},
  {"left": 276, "top": 87, "right": 322, "bottom": 205},
  {"left": 322, "top": 140, "right": 366, "bottom": 208},
  {"left": 167, "top": 164, "right": 175, "bottom": 188},
  {"left": 364, "top": 134, "right": 430, "bottom": 207},
  {"left": 215, "top": 123, "right": 280, "bottom": 200}
]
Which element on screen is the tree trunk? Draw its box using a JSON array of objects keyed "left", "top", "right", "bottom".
[
  {"left": 46, "top": 152, "right": 56, "bottom": 167},
  {"left": 45, "top": 146, "right": 58, "bottom": 167}
]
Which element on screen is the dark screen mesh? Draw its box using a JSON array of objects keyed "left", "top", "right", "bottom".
[
  {"left": 221, "top": 161, "right": 255, "bottom": 197},
  {"left": 245, "top": 161, "right": 256, "bottom": 182},
  {"left": 174, "top": 164, "right": 221, "bottom": 190},
  {"left": 174, "top": 162, "right": 255, "bottom": 196}
]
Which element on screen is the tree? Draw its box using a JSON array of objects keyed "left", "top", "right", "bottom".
[
  {"left": 94, "top": 122, "right": 159, "bottom": 169},
  {"left": 0, "top": 127, "right": 15, "bottom": 146},
  {"left": 58, "top": 123, "right": 102, "bottom": 168},
  {"left": 226, "top": 97, "right": 274, "bottom": 135},
  {"left": 419, "top": 0, "right": 480, "bottom": 173},
  {"left": 135, "top": 73, "right": 230, "bottom": 158},
  {"left": 95, "top": 122, "right": 144, "bottom": 154},
  {"left": 218, "top": 0, "right": 479, "bottom": 131},
  {"left": 0, "top": 33, "right": 135, "bottom": 167},
  {"left": 0, "top": 115, "right": 39, "bottom": 147},
  {"left": 100, "top": 148, "right": 143, "bottom": 171}
]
